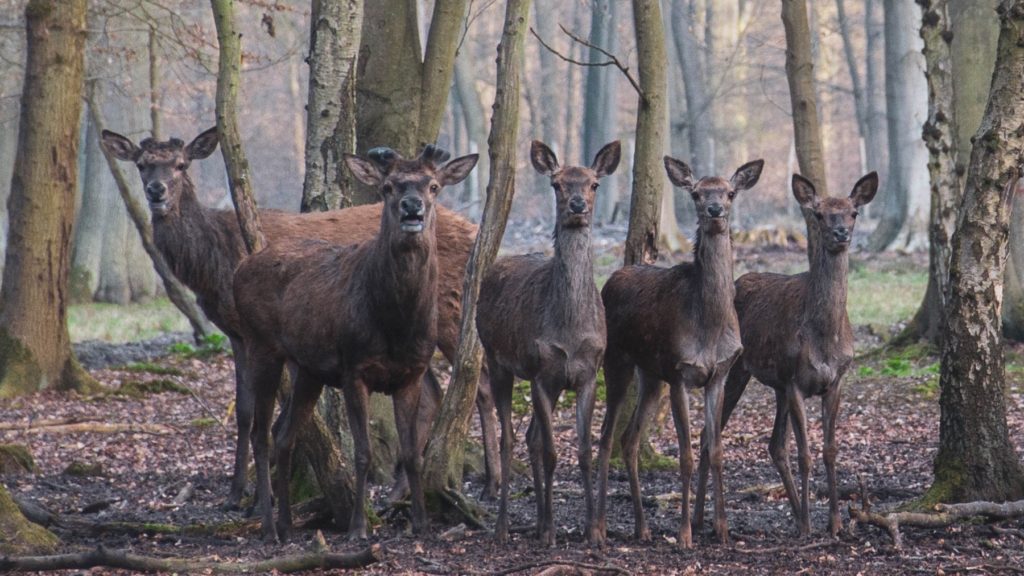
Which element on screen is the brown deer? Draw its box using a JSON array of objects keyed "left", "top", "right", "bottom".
[
  {"left": 99, "top": 129, "right": 501, "bottom": 510},
  {"left": 476, "top": 140, "right": 620, "bottom": 547},
  {"left": 694, "top": 172, "right": 878, "bottom": 538},
  {"left": 595, "top": 157, "right": 764, "bottom": 548},
  {"left": 233, "top": 146, "right": 477, "bottom": 541}
]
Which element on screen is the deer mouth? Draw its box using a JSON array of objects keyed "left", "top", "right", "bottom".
[
  {"left": 149, "top": 200, "right": 170, "bottom": 215},
  {"left": 400, "top": 212, "right": 425, "bottom": 232}
]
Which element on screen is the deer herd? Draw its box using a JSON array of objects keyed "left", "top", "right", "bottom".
[{"left": 100, "top": 127, "right": 878, "bottom": 548}]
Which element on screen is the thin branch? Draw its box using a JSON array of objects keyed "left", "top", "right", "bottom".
[
  {"left": 482, "top": 558, "right": 630, "bottom": 576},
  {"left": 528, "top": 25, "right": 643, "bottom": 100}
]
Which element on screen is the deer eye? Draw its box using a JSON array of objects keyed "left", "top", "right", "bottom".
[
  {"left": 591, "top": 183, "right": 599, "bottom": 191},
  {"left": 552, "top": 183, "right": 561, "bottom": 192},
  {"left": 177, "top": 163, "right": 188, "bottom": 171},
  {"left": 691, "top": 191, "right": 700, "bottom": 201},
  {"left": 728, "top": 191, "right": 736, "bottom": 200},
  {"left": 815, "top": 212, "right": 824, "bottom": 220},
  {"left": 430, "top": 183, "right": 439, "bottom": 193},
  {"left": 382, "top": 183, "right": 393, "bottom": 195},
  {"left": 852, "top": 210, "right": 859, "bottom": 219}
]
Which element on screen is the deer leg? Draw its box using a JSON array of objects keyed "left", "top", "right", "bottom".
[
  {"left": 475, "top": 365, "right": 501, "bottom": 501},
  {"left": 575, "top": 369, "right": 601, "bottom": 546},
  {"left": 244, "top": 348, "right": 284, "bottom": 542},
  {"left": 703, "top": 373, "right": 729, "bottom": 544},
  {"left": 622, "top": 370, "right": 664, "bottom": 542},
  {"left": 342, "top": 379, "right": 372, "bottom": 540},
  {"left": 668, "top": 382, "right": 694, "bottom": 549},
  {"left": 225, "top": 335, "right": 251, "bottom": 511},
  {"left": 393, "top": 375, "right": 427, "bottom": 534},
  {"left": 596, "top": 354, "right": 633, "bottom": 543},
  {"left": 822, "top": 381, "right": 844, "bottom": 536},
  {"left": 389, "top": 368, "right": 440, "bottom": 503},
  {"left": 787, "top": 386, "right": 812, "bottom": 537},
  {"left": 528, "top": 379, "right": 559, "bottom": 547},
  {"left": 488, "top": 358, "right": 515, "bottom": 544},
  {"left": 768, "top": 387, "right": 800, "bottom": 532},
  {"left": 272, "top": 370, "right": 323, "bottom": 540},
  {"left": 696, "top": 366, "right": 750, "bottom": 533}
]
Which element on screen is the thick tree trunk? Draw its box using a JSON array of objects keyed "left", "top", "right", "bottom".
[
  {"left": 422, "top": 0, "right": 529, "bottom": 492},
  {"left": 0, "top": 0, "right": 96, "bottom": 396},
  {"left": 301, "top": 0, "right": 362, "bottom": 212},
  {"left": 930, "top": 0, "right": 1024, "bottom": 504},
  {"left": 0, "top": 483, "right": 57, "bottom": 555},
  {"left": 624, "top": 0, "right": 668, "bottom": 267}
]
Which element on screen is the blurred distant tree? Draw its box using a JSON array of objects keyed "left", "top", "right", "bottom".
[
  {"left": 0, "top": 0, "right": 97, "bottom": 396},
  {"left": 453, "top": 51, "right": 489, "bottom": 220},
  {"left": 582, "top": 0, "right": 621, "bottom": 224},
  {"left": 669, "top": 0, "right": 714, "bottom": 181}
]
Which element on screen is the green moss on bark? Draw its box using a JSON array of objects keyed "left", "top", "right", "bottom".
[
  {"left": 0, "top": 445, "right": 37, "bottom": 475},
  {"left": 0, "top": 330, "right": 43, "bottom": 398},
  {"left": 0, "top": 485, "right": 58, "bottom": 555}
]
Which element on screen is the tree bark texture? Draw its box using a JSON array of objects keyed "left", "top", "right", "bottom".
[
  {"left": 932, "top": 0, "right": 1024, "bottom": 504},
  {"left": 422, "top": 0, "right": 529, "bottom": 492},
  {"left": 0, "top": 0, "right": 95, "bottom": 396},
  {"left": 453, "top": 54, "right": 489, "bottom": 220},
  {"left": 0, "top": 483, "right": 57, "bottom": 555},
  {"left": 582, "top": 0, "right": 621, "bottom": 224},
  {"left": 781, "top": 0, "right": 828, "bottom": 262},
  {"left": 865, "top": 0, "right": 888, "bottom": 200},
  {"left": 417, "top": 0, "right": 469, "bottom": 147},
  {"left": 900, "top": 0, "right": 961, "bottom": 347},
  {"left": 211, "top": 0, "right": 266, "bottom": 254},
  {"left": 670, "top": 0, "right": 714, "bottom": 180},
  {"left": 624, "top": 0, "right": 668, "bottom": 267},
  {"left": 301, "top": 0, "right": 362, "bottom": 212}
]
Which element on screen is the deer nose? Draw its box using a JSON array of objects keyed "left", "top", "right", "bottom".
[
  {"left": 400, "top": 195, "right": 424, "bottom": 216},
  {"left": 145, "top": 181, "right": 167, "bottom": 202},
  {"left": 569, "top": 196, "right": 587, "bottom": 214},
  {"left": 833, "top": 227, "right": 850, "bottom": 242},
  {"left": 707, "top": 203, "right": 724, "bottom": 218}
]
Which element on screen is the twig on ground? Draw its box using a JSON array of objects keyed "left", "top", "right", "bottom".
[
  {"left": 485, "top": 558, "right": 629, "bottom": 576},
  {"left": 848, "top": 497, "right": 1024, "bottom": 549},
  {"left": 733, "top": 539, "right": 841, "bottom": 555}
]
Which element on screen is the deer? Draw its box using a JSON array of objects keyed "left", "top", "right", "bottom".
[
  {"left": 232, "top": 145, "right": 477, "bottom": 541},
  {"left": 476, "top": 140, "right": 620, "bottom": 547},
  {"left": 694, "top": 172, "right": 878, "bottom": 538},
  {"left": 99, "top": 128, "right": 501, "bottom": 511},
  {"left": 595, "top": 157, "right": 764, "bottom": 548}
]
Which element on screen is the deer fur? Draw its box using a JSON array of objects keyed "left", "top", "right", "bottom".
[
  {"left": 476, "top": 140, "right": 620, "bottom": 547},
  {"left": 232, "top": 146, "right": 477, "bottom": 540},
  {"left": 595, "top": 157, "right": 764, "bottom": 548},
  {"left": 100, "top": 128, "right": 501, "bottom": 510},
  {"left": 695, "top": 172, "right": 878, "bottom": 538}
]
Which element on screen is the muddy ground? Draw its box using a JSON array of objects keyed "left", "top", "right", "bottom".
[{"left": 2, "top": 247, "right": 1024, "bottom": 575}]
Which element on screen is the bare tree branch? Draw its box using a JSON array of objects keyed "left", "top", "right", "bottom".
[{"left": 528, "top": 25, "right": 643, "bottom": 100}]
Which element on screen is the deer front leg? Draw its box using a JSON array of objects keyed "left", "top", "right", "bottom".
[
  {"left": 273, "top": 370, "right": 324, "bottom": 540},
  {"left": 575, "top": 370, "right": 601, "bottom": 546},
  {"left": 595, "top": 354, "right": 633, "bottom": 544},
  {"left": 768, "top": 387, "right": 800, "bottom": 531},
  {"left": 342, "top": 379, "right": 372, "bottom": 540},
  {"left": 622, "top": 370, "right": 665, "bottom": 543},
  {"left": 696, "top": 366, "right": 750, "bottom": 533},
  {"left": 703, "top": 373, "right": 729, "bottom": 544},
  {"left": 822, "top": 381, "right": 844, "bottom": 536},
  {"left": 528, "top": 380, "right": 559, "bottom": 547},
  {"left": 787, "top": 386, "right": 812, "bottom": 537},
  {"left": 393, "top": 375, "right": 427, "bottom": 534},
  {"left": 668, "top": 383, "right": 694, "bottom": 549}
]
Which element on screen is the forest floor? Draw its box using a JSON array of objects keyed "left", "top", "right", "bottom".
[{"left": 3, "top": 245, "right": 1024, "bottom": 575}]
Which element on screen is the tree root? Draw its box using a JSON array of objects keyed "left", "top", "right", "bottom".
[{"left": 0, "top": 542, "right": 381, "bottom": 573}]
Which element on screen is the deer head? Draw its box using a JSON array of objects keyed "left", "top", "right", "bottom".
[
  {"left": 345, "top": 145, "right": 477, "bottom": 246},
  {"left": 665, "top": 157, "right": 764, "bottom": 235},
  {"left": 100, "top": 127, "right": 219, "bottom": 218},
  {"left": 531, "top": 140, "right": 621, "bottom": 230},
  {"left": 792, "top": 172, "right": 878, "bottom": 253}
]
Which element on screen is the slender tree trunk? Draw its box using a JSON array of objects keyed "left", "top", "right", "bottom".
[
  {"left": 422, "top": 0, "right": 529, "bottom": 492},
  {"left": 453, "top": 54, "right": 489, "bottom": 221},
  {"left": 581, "top": 0, "right": 620, "bottom": 224},
  {"left": 0, "top": 0, "right": 96, "bottom": 396},
  {"left": 836, "top": 0, "right": 869, "bottom": 165},
  {"left": 930, "top": 0, "right": 1024, "bottom": 504},
  {"left": 301, "top": 0, "right": 362, "bottom": 212},
  {"left": 211, "top": 0, "right": 265, "bottom": 254},
  {"left": 670, "top": 0, "right": 714, "bottom": 180},
  {"left": 148, "top": 26, "right": 161, "bottom": 139},
  {"left": 71, "top": 110, "right": 107, "bottom": 301},
  {"left": 865, "top": 0, "right": 888, "bottom": 216}
]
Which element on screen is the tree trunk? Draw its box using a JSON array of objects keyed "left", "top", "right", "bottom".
[
  {"left": 581, "top": 0, "right": 621, "bottom": 224},
  {"left": 417, "top": 0, "right": 469, "bottom": 148},
  {"left": 781, "top": 0, "right": 829, "bottom": 262},
  {"left": 865, "top": 0, "right": 888, "bottom": 216},
  {"left": 835, "top": 0, "right": 869, "bottom": 167},
  {"left": 453, "top": 54, "right": 489, "bottom": 221},
  {"left": 300, "top": 0, "right": 362, "bottom": 212},
  {"left": 422, "top": 0, "right": 529, "bottom": 492},
  {"left": 930, "top": 0, "right": 1024, "bottom": 504},
  {"left": 71, "top": 110, "right": 108, "bottom": 302},
  {"left": 899, "top": 0, "right": 960, "bottom": 346},
  {"left": 624, "top": 0, "right": 668, "bottom": 267},
  {"left": 0, "top": 0, "right": 96, "bottom": 396},
  {"left": 211, "top": 0, "right": 265, "bottom": 254},
  {"left": 0, "top": 483, "right": 57, "bottom": 555},
  {"left": 670, "top": 0, "right": 714, "bottom": 180}
]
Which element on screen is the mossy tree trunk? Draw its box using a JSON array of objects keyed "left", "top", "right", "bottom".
[
  {"left": 0, "top": 483, "right": 57, "bottom": 555},
  {"left": 0, "top": 0, "right": 97, "bottom": 397},
  {"left": 929, "top": 0, "right": 1024, "bottom": 504}
]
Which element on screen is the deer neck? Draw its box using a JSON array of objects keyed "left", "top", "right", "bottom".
[
  {"left": 693, "top": 228, "right": 736, "bottom": 328},
  {"left": 367, "top": 225, "right": 439, "bottom": 324},
  {"left": 550, "top": 225, "right": 599, "bottom": 326},
  {"left": 805, "top": 244, "right": 849, "bottom": 337}
]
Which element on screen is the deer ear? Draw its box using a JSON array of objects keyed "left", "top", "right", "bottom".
[
  {"left": 850, "top": 172, "right": 879, "bottom": 208},
  {"left": 791, "top": 174, "right": 818, "bottom": 208},
  {"left": 345, "top": 154, "right": 384, "bottom": 186},
  {"left": 530, "top": 140, "right": 559, "bottom": 175},
  {"left": 663, "top": 156, "right": 694, "bottom": 188},
  {"left": 100, "top": 130, "right": 140, "bottom": 162},
  {"left": 730, "top": 159, "right": 764, "bottom": 193},
  {"left": 186, "top": 127, "right": 219, "bottom": 160},
  {"left": 591, "top": 141, "right": 621, "bottom": 178},
  {"left": 438, "top": 154, "right": 479, "bottom": 187}
]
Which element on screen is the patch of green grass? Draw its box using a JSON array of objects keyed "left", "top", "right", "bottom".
[
  {"left": 847, "top": 268, "right": 928, "bottom": 327},
  {"left": 69, "top": 298, "right": 194, "bottom": 343},
  {"left": 169, "top": 333, "right": 229, "bottom": 359},
  {"left": 190, "top": 417, "right": 219, "bottom": 428}
]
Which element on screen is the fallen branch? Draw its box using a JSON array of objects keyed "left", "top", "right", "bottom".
[
  {"left": 0, "top": 543, "right": 381, "bottom": 573},
  {"left": 733, "top": 539, "right": 841, "bottom": 555},
  {"left": 485, "top": 558, "right": 629, "bottom": 576},
  {"left": 2, "top": 421, "right": 175, "bottom": 435},
  {"left": 848, "top": 498, "right": 1024, "bottom": 549}
]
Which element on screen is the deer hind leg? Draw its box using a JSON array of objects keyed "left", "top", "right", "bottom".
[
  {"left": 273, "top": 369, "right": 324, "bottom": 540},
  {"left": 388, "top": 368, "right": 440, "bottom": 503},
  {"left": 486, "top": 354, "right": 516, "bottom": 543},
  {"left": 342, "top": 378, "right": 372, "bottom": 540},
  {"left": 768, "top": 387, "right": 800, "bottom": 532},
  {"left": 225, "top": 335, "right": 251, "bottom": 511},
  {"left": 574, "top": 368, "right": 601, "bottom": 546},
  {"left": 822, "top": 381, "right": 844, "bottom": 536},
  {"left": 244, "top": 347, "right": 285, "bottom": 542},
  {"left": 696, "top": 365, "right": 751, "bottom": 533},
  {"left": 528, "top": 378, "right": 559, "bottom": 547},
  {"left": 476, "top": 365, "right": 501, "bottom": 501},
  {"left": 786, "top": 386, "right": 812, "bottom": 537},
  {"left": 595, "top": 352, "right": 634, "bottom": 543},
  {"left": 393, "top": 374, "right": 427, "bottom": 533},
  {"left": 622, "top": 370, "right": 665, "bottom": 542}
]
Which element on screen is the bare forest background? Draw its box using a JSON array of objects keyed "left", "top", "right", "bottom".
[{"left": 0, "top": 0, "right": 932, "bottom": 306}]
